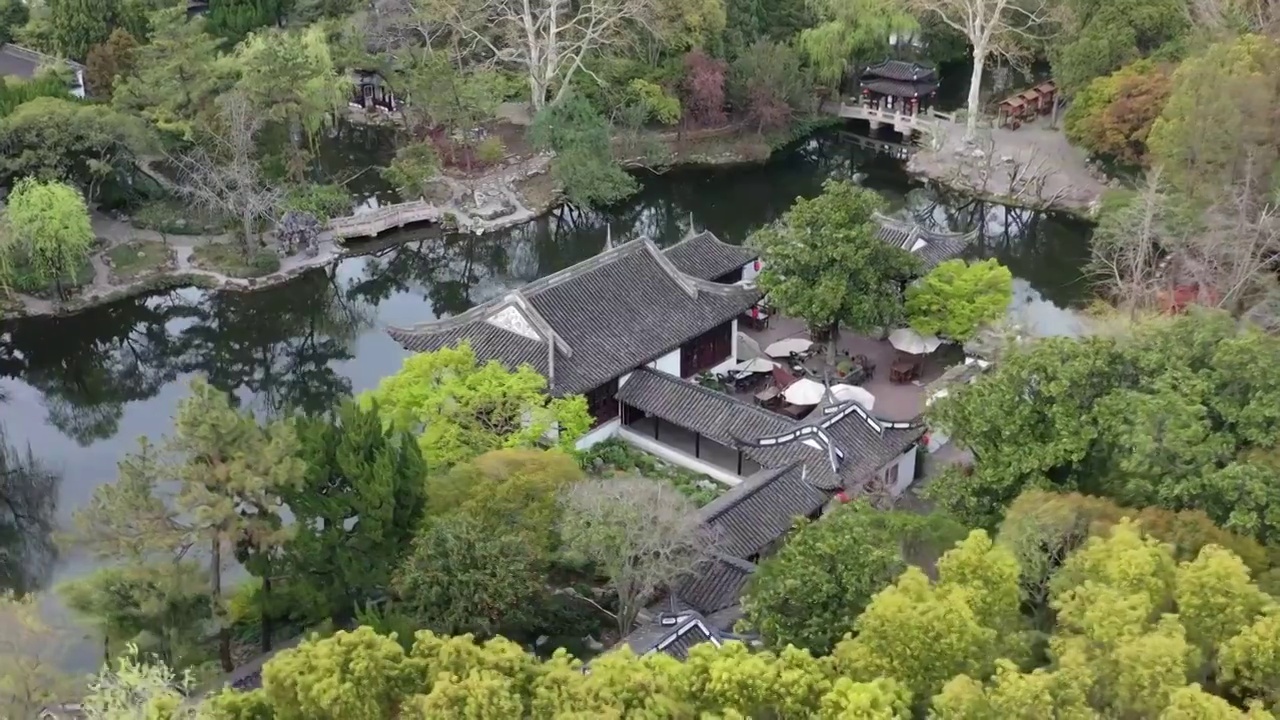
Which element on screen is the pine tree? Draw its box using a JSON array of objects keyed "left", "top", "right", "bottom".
[{"left": 282, "top": 400, "right": 427, "bottom": 623}]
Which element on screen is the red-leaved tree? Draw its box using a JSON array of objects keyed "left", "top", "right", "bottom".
[{"left": 681, "top": 50, "right": 728, "bottom": 128}]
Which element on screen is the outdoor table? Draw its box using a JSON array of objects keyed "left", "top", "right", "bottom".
[{"left": 890, "top": 361, "right": 917, "bottom": 384}]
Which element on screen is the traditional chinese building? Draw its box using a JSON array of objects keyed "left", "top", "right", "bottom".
[
  {"left": 0, "top": 43, "right": 85, "bottom": 98},
  {"left": 351, "top": 69, "right": 398, "bottom": 112},
  {"left": 389, "top": 231, "right": 763, "bottom": 447},
  {"left": 874, "top": 212, "right": 978, "bottom": 270},
  {"left": 857, "top": 59, "right": 940, "bottom": 117}
]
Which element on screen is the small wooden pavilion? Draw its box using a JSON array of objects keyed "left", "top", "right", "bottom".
[
  {"left": 856, "top": 59, "right": 940, "bottom": 117},
  {"left": 996, "top": 80, "right": 1058, "bottom": 129}
]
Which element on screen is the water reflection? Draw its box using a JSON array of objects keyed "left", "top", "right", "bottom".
[
  {"left": 0, "top": 427, "right": 59, "bottom": 595},
  {"left": 0, "top": 130, "right": 1094, "bottom": 595}
]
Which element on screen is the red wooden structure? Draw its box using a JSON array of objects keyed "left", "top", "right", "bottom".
[{"left": 996, "top": 81, "right": 1058, "bottom": 130}]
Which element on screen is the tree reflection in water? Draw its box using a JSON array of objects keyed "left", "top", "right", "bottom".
[{"left": 0, "top": 426, "right": 59, "bottom": 595}]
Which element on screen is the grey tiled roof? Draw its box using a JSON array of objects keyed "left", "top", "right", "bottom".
[
  {"left": 616, "top": 368, "right": 924, "bottom": 491},
  {"left": 860, "top": 77, "right": 940, "bottom": 98},
  {"left": 875, "top": 213, "right": 977, "bottom": 271},
  {"left": 861, "top": 59, "right": 937, "bottom": 83},
  {"left": 698, "top": 462, "right": 829, "bottom": 558},
  {"left": 663, "top": 231, "right": 758, "bottom": 281},
  {"left": 389, "top": 239, "right": 761, "bottom": 395},
  {"left": 0, "top": 43, "right": 83, "bottom": 79},
  {"left": 676, "top": 554, "right": 757, "bottom": 615},
  {"left": 622, "top": 612, "right": 720, "bottom": 660}
]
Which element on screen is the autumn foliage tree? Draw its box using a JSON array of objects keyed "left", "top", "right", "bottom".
[
  {"left": 84, "top": 28, "right": 137, "bottom": 100},
  {"left": 729, "top": 40, "right": 810, "bottom": 132},
  {"left": 681, "top": 49, "right": 728, "bottom": 127},
  {"left": 1064, "top": 60, "right": 1173, "bottom": 165}
]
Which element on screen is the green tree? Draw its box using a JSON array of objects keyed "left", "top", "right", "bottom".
[
  {"left": 653, "top": 0, "right": 726, "bottom": 52},
  {"left": 0, "top": 592, "right": 73, "bottom": 720},
  {"left": 0, "top": 74, "right": 69, "bottom": 119},
  {"left": 59, "top": 562, "right": 212, "bottom": 669},
  {"left": 905, "top": 259, "right": 1012, "bottom": 342},
  {"left": 364, "top": 343, "right": 592, "bottom": 471},
  {"left": 393, "top": 513, "right": 546, "bottom": 636},
  {"left": 529, "top": 93, "right": 637, "bottom": 208},
  {"left": 381, "top": 141, "right": 440, "bottom": 201},
  {"left": 2, "top": 177, "right": 93, "bottom": 298},
  {"left": 1048, "top": 0, "right": 1187, "bottom": 93},
  {"left": 741, "top": 503, "right": 967, "bottom": 654},
  {"left": 430, "top": 448, "right": 584, "bottom": 553},
  {"left": 1147, "top": 34, "right": 1280, "bottom": 203},
  {"left": 112, "top": 9, "right": 230, "bottom": 139},
  {"left": 283, "top": 400, "right": 427, "bottom": 624},
  {"left": 0, "top": 96, "right": 152, "bottom": 201},
  {"left": 927, "top": 311, "right": 1280, "bottom": 540},
  {"left": 233, "top": 26, "right": 347, "bottom": 179},
  {"left": 48, "top": 0, "right": 115, "bottom": 58},
  {"left": 84, "top": 27, "right": 137, "bottom": 100},
  {"left": 257, "top": 627, "right": 413, "bottom": 720},
  {"left": 831, "top": 531, "right": 1025, "bottom": 703},
  {"left": 560, "top": 478, "right": 719, "bottom": 637},
  {"left": 0, "top": 0, "right": 29, "bottom": 44},
  {"left": 997, "top": 489, "right": 1276, "bottom": 624},
  {"left": 750, "top": 179, "right": 919, "bottom": 364},
  {"left": 206, "top": 0, "right": 282, "bottom": 42},
  {"left": 71, "top": 377, "right": 307, "bottom": 671},
  {"left": 1220, "top": 611, "right": 1280, "bottom": 708}
]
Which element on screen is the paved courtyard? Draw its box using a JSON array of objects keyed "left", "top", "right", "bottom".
[{"left": 740, "top": 315, "right": 964, "bottom": 422}]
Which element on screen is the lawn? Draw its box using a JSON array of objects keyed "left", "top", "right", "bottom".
[
  {"left": 190, "top": 242, "right": 281, "bottom": 279},
  {"left": 107, "top": 240, "right": 173, "bottom": 282}
]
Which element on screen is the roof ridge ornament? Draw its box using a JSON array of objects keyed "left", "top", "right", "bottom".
[{"left": 643, "top": 239, "right": 699, "bottom": 299}]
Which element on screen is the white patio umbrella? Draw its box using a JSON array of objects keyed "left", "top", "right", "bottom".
[
  {"left": 783, "top": 378, "right": 826, "bottom": 405},
  {"left": 737, "top": 331, "right": 764, "bottom": 360},
  {"left": 732, "top": 357, "right": 778, "bottom": 374},
  {"left": 765, "top": 337, "right": 813, "bottom": 357},
  {"left": 888, "top": 328, "right": 942, "bottom": 355},
  {"left": 829, "top": 384, "right": 876, "bottom": 410}
]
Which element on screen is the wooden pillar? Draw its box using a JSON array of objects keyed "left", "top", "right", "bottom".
[
  {"left": 654, "top": 417, "right": 660, "bottom": 441},
  {"left": 695, "top": 433, "right": 701, "bottom": 458},
  {"left": 737, "top": 451, "right": 743, "bottom": 475}
]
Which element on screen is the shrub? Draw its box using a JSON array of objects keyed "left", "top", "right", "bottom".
[
  {"left": 250, "top": 249, "right": 281, "bottom": 274},
  {"left": 476, "top": 136, "right": 507, "bottom": 165},
  {"left": 282, "top": 184, "right": 352, "bottom": 223}
]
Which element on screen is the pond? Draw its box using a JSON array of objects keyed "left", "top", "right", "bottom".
[{"left": 0, "top": 129, "right": 1094, "bottom": 667}]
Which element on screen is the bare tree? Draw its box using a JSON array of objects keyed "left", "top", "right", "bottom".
[
  {"left": 905, "top": 0, "right": 1054, "bottom": 140},
  {"left": 1089, "top": 169, "right": 1180, "bottom": 318},
  {"left": 166, "top": 92, "right": 284, "bottom": 251},
  {"left": 1091, "top": 166, "right": 1280, "bottom": 321},
  {"left": 420, "top": 0, "right": 656, "bottom": 111},
  {"left": 559, "top": 478, "right": 720, "bottom": 637}
]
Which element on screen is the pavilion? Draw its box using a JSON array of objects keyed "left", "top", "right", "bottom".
[{"left": 856, "top": 59, "right": 940, "bottom": 117}]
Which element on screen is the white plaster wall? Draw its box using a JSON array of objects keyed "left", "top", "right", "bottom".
[
  {"left": 648, "top": 348, "right": 681, "bottom": 377},
  {"left": 575, "top": 417, "right": 621, "bottom": 450},
  {"left": 742, "top": 260, "right": 761, "bottom": 283},
  {"left": 617, "top": 427, "right": 743, "bottom": 486},
  {"left": 72, "top": 70, "right": 85, "bottom": 98},
  {"left": 889, "top": 445, "right": 919, "bottom": 496}
]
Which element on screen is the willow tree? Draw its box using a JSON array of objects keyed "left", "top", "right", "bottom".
[
  {"left": 3, "top": 178, "right": 94, "bottom": 298},
  {"left": 800, "top": 0, "right": 917, "bottom": 89}
]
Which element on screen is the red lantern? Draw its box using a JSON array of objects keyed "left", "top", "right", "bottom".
[
  {"left": 751, "top": 306, "right": 759, "bottom": 319},
  {"left": 835, "top": 490, "right": 851, "bottom": 503},
  {"left": 753, "top": 260, "right": 761, "bottom": 271}
]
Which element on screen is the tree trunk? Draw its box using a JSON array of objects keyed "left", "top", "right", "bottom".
[
  {"left": 212, "top": 536, "right": 233, "bottom": 672},
  {"left": 260, "top": 574, "right": 273, "bottom": 654},
  {"left": 242, "top": 209, "right": 255, "bottom": 250},
  {"left": 1050, "top": 95, "right": 1064, "bottom": 130},
  {"left": 828, "top": 322, "right": 840, "bottom": 365},
  {"left": 964, "top": 49, "right": 987, "bottom": 141}
]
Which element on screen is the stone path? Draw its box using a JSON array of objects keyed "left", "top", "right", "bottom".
[{"left": 909, "top": 120, "right": 1106, "bottom": 215}]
